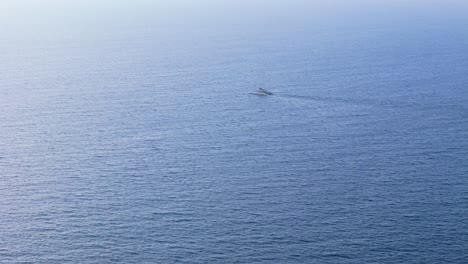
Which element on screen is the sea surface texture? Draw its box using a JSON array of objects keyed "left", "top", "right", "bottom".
[{"left": 1, "top": 1, "right": 467, "bottom": 263}]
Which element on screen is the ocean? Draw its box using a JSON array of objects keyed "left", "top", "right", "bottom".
[{"left": 1, "top": 1, "right": 467, "bottom": 263}]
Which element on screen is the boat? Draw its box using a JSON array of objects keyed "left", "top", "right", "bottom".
[{"left": 250, "top": 88, "right": 273, "bottom": 96}]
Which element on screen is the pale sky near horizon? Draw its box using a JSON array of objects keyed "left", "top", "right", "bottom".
[
  {"left": 1, "top": 0, "right": 467, "bottom": 40},
  {"left": 2, "top": 0, "right": 467, "bottom": 19}
]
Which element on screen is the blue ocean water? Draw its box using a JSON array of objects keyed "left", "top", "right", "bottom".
[{"left": 1, "top": 2, "right": 468, "bottom": 263}]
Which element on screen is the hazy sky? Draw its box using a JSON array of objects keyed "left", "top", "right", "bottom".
[
  {"left": 1, "top": 0, "right": 467, "bottom": 40},
  {"left": 2, "top": 0, "right": 467, "bottom": 22}
]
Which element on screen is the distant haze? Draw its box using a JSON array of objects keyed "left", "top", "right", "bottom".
[{"left": 2, "top": 0, "right": 467, "bottom": 36}]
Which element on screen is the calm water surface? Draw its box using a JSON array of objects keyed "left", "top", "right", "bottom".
[{"left": 1, "top": 2, "right": 468, "bottom": 263}]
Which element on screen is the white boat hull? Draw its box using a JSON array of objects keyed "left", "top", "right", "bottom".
[{"left": 249, "top": 92, "right": 270, "bottom": 96}]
